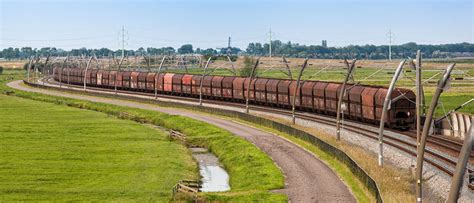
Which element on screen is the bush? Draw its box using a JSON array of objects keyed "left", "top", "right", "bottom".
[
  {"left": 239, "top": 56, "right": 256, "bottom": 77},
  {"left": 0, "top": 66, "right": 3, "bottom": 75}
]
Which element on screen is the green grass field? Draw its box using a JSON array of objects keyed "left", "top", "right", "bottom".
[{"left": 0, "top": 94, "right": 197, "bottom": 201}]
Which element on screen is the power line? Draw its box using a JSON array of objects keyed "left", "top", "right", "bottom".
[{"left": 0, "top": 35, "right": 114, "bottom": 42}]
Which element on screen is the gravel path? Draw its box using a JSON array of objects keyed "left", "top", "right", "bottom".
[{"left": 9, "top": 80, "right": 356, "bottom": 202}]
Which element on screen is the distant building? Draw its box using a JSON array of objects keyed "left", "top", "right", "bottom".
[{"left": 322, "top": 40, "right": 327, "bottom": 48}]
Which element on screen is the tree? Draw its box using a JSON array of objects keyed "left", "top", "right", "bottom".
[
  {"left": 178, "top": 44, "right": 193, "bottom": 54},
  {"left": 239, "top": 56, "right": 256, "bottom": 77}
]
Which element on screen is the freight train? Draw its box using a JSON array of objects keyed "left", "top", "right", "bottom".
[{"left": 52, "top": 68, "right": 416, "bottom": 129}]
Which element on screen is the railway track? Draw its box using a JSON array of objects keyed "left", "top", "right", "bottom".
[{"left": 38, "top": 78, "right": 474, "bottom": 190}]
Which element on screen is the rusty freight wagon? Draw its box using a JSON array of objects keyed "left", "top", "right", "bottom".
[
  {"left": 361, "top": 87, "right": 379, "bottom": 122},
  {"left": 289, "top": 81, "right": 301, "bottom": 108},
  {"left": 348, "top": 86, "right": 365, "bottom": 120},
  {"left": 255, "top": 78, "right": 269, "bottom": 104},
  {"left": 137, "top": 72, "right": 148, "bottom": 91},
  {"left": 232, "top": 77, "right": 246, "bottom": 101},
  {"left": 222, "top": 76, "right": 235, "bottom": 99},
  {"left": 109, "top": 71, "right": 117, "bottom": 87},
  {"left": 130, "top": 71, "right": 140, "bottom": 89},
  {"left": 191, "top": 75, "right": 203, "bottom": 97},
  {"left": 266, "top": 79, "right": 280, "bottom": 106},
  {"left": 163, "top": 73, "right": 174, "bottom": 93},
  {"left": 211, "top": 76, "right": 224, "bottom": 98},
  {"left": 182, "top": 74, "right": 194, "bottom": 95},
  {"left": 172, "top": 74, "right": 185, "bottom": 95},
  {"left": 324, "top": 83, "right": 341, "bottom": 115},
  {"left": 52, "top": 68, "right": 417, "bottom": 130},
  {"left": 146, "top": 73, "right": 156, "bottom": 92},
  {"left": 374, "top": 88, "right": 416, "bottom": 128},
  {"left": 277, "top": 80, "right": 292, "bottom": 107},
  {"left": 313, "top": 82, "right": 328, "bottom": 113},
  {"left": 202, "top": 76, "right": 214, "bottom": 97},
  {"left": 90, "top": 69, "right": 98, "bottom": 86},
  {"left": 243, "top": 78, "right": 256, "bottom": 103},
  {"left": 121, "top": 71, "right": 132, "bottom": 89},
  {"left": 101, "top": 70, "right": 110, "bottom": 87},
  {"left": 155, "top": 73, "right": 165, "bottom": 93},
  {"left": 301, "top": 81, "right": 316, "bottom": 110},
  {"left": 96, "top": 70, "right": 103, "bottom": 86},
  {"left": 336, "top": 84, "right": 350, "bottom": 117}
]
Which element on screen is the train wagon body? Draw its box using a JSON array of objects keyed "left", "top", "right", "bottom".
[
  {"left": 301, "top": 81, "right": 316, "bottom": 110},
  {"left": 375, "top": 88, "right": 416, "bottom": 128},
  {"left": 243, "top": 78, "right": 256, "bottom": 102},
  {"left": 255, "top": 78, "right": 269, "bottom": 103},
  {"left": 109, "top": 71, "right": 117, "bottom": 87},
  {"left": 163, "top": 73, "right": 174, "bottom": 93},
  {"left": 156, "top": 73, "right": 165, "bottom": 92},
  {"left": 101, "top": 70, "right": 109, "bottom": 87},
  {"left": 313, "top": 82, "right": 328, "bottom": 113},
  {"left": 336, "top": 84, "right": 350, "bottom": 117},
  {"left": 289, "top": 81, "right": 301, "bottom": 107},
  {"left": 277, "top": 80, "right": 292, "bottom": 107},
  {"left": 232, "top": 77, "right": 246, "bottom": 100},
  {"left": 130, "top": 72, "right": 140, "bottom": 89},
  {"left": 391, "top": 89, "right": 416, "bottom": 129},
  {"left": 222, "top": 77, "right": 235, "bottom": 99},
  {"left": 211, "top": 76, "right": 224, "bottom": 98},
  {"left": 266, "top": 79, "right": 280, "bottom": 105},
  {"left": 52, "top": 68, "right": 416, "bottom": 130},
  {"left": 121, "top": 71, "right": 132, "bottom": 89},
  {"left": 182, "top": 75, "right": 194, "bottom": 95},
  {"left": 90, "top": 70, "right": 98, "bottom": 86},
  {"left": 348, "top": 86, "right": 364, "bottom": 119},
  {"left": 97, "top": 70, "right": 103, "bottom": 86},
  {"left": 202, "top": 76, "right": 213, "bottom": 97},
  {"left": 361, "top": 87, "right": 379, "bottom": 121},
  {"left": 191, "top": 75, "right": 202, "bottom": 96},
  {"left": 172, "top": 74, "right": 185, "bottom": 95},
  {"left": 146, "top": 73, "right": 156, "bottom": 91},
  {"left": 138, "top": 72, "right": 148, "bottom": 90},
  {"left": 324, "top": 83, "right": 341, "bottom": 114}
]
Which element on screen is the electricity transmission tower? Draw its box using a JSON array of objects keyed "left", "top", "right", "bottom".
[
  {"left": 119, "top": 26, "right": 128, "bottom": 59},
  {"left": 226, "top": 36, "right": 232, "bottom": 56},
  {"left": 267, "top": 28, "right": 273, "bottom": 58},
  {"left": 387, "top": 29, "right": 394, "bottom": 61}
]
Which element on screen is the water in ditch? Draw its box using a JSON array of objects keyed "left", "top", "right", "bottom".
[{"left": 191, "top": 147, "right": 230, "bottom": 192}]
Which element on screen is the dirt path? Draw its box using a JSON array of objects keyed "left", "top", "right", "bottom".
[{"left": 8, "top": 80, "right": 355, "bottom": 202}]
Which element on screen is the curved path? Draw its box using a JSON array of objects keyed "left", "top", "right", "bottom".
[{"left": 8, "top": 80, "right": 355, "bottom": 202}]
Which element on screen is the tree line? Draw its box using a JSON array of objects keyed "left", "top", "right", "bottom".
[{"left": 0, "top": 42, "right": 472, "bottom": 60}]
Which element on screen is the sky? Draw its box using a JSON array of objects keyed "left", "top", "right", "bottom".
[{"left": 0, "top": 0, "right": 472, "bottom": 50}]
